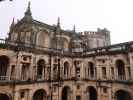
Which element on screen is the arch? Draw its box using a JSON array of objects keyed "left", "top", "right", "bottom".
[
  {"left": 0, "top": 93, "right": 10, "bottom": 100},
  {"left": 63, "top": 61, "right": 69, "bottom": 79},
  {"left": 62, "top": 86, "right": 71, "bottom": 100},
  {"left": 0, "top": 55, "right": 9, "bottom": 80},
  {"left": 36, "top": 31, "right": 50, "bottom": 48},
  {"left": 88, "top": 62, "right": 95, "bottom": 79},
  {"left": 33, "top": 89, "right": 47, "bottom": 100},
  {"left": 63, "top": 38, "right": 69, "bottom": 51},
  {"left": 37, "top": 59, "right": 45, "bottom": 80},
  {"left": 86, "top": 86, "right": 97, "bottom": 100},
  {"left": 115, "top": 60, "right": 125, "bottom": 80},
  {"left": 115, "top": 90, "right": 132, "bottom": 100}
]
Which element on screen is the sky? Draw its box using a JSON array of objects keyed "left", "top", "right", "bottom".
[{"left": 0, "top": 0, "right": 133, "bottom": 44}]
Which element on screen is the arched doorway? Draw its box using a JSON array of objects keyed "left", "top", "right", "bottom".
[
  {"left": 116, "top": 60, "right": 125, "bottom": 80},
  {"left": 0, "top": 93, "right": 10, "bottom": 100},
  {"left": 0, "top": 55, "right": 9, "bottom": 80},
  {"left": 115, "top": 90, "right": 132, "bottom": 100},
  {"left": 86, "top": 86, "right": 97, "bottom": 100},
  {"left": 37, "top": 59, "right": 45, "bottom": 80},
  {"left": 33, "top": 89, "right": 47, "bottom": 100},
  {"left": 62, "top": 86, "right": 71, "bottom": 100},
  {"left": 64, "top": 61, "right": 69, "bottom": 79}
]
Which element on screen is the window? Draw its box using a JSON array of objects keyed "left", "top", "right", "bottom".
[
  {"left": 20, "top": 91, "right": 25, "bottom": 98},
  {"left": 102, "top": 67, "right": 106, "bottom": 79},
  {"left": 37, "top": 59, "right": 45, "bottom": 80},
  {"left": 116, "top": 60, "right": 125, "bottom": 80},
  {"left": 23, "top": 56, "right": 27, "bottom": 61},
  {"left": 64, "top": 61, "right": 69, "bottom": 78},
  {"left": 111, "top": 67, "right": 114, "bottom": 79},
  {"left": 103, "top": 87, "right": 107, "bottom": 93},
  {"left": 76, "top": 96, "right": 81, "bottom": 100},
  {"left": 77, "top": 85, "right": 80, "bottom": 89},
  {"left": 88, "top": 62, "right": 95, "bottom": 79},
  {"left": 128, "top": 67, "right": 131, "bottom": 79}
]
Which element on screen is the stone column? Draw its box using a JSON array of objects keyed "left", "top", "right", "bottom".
[
  {"left": 6, "top": 64, "right": 11, "bottom": 80},
  {"left": 80, "top": 62, "right": 84, "bottom": 79},
  {"left": 15, "top": 55, "right": 21, "bottom": 80},
  {"left": 14, "top": 90, "right": 19, "bottom": 100},
  {"left": 16, "top": 63, "right": 22, "bottom": 80},
  {"left": 96, "top": 66, "right": 101, "bottom": 80},
  {"left": 128, "top": 54, "right": 133, "bottom": 80},
  {"left": 106, "top": 59, "right": 110, "bottom": 80},
  {"left": 84, "top": 91, "right": 89, "bottom": 100},
  {"left": 97, "top": 87, "right": 101, "bottom": 100},
  {"left": 29, "top": 56, "right": 33, "bottom": 80},
  {"left": 72, "top": 61, "right": 76, "bottom": 79},
  {"left": 130, "top": 61, "right": 133, "bottom": 80},
  {"left": 114, "top": 64, "right": 117, "bottom": 80},
  {"left": 125, "top": 65, "right": 130, "bottom": 80},
  {"left": 70, "top": 90, "right": 73, "bottom": 100},
  {"left": 27, "top": 89, "right": 31, "bottom": 100}
]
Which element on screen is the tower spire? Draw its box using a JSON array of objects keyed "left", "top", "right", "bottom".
[
  {"left": 73, "top": 24, "right": 76, "bottom": 32},
  {"left": 10, "top": 17, "right": 15, "bottom": 32},
  {"left": 57, "top": 17, "right": 60, "bottom": 28},
  {"left": 25, "top": 1, "right": 32, "bottom": 16},
  {"left": 11, "top": 17, "right": 15, "bottom": 26},
  {"left": 23, "top": 1, "right": 32, "bottom": 22}
]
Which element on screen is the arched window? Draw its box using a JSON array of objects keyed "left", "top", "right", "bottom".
[
  {"left": 116, "top": 60, "right": 125, "bottom": 80},
  {"left": 0, "top": 55, "right": 9, "bottom": 80},
  {"left": 36, "top": 31, "right": 50, "bottom": 48},
  {"left": 37, "top": 59, "right": 45, "bottom": 80},
  {"left": 33, "top": 89, "right": 47, "bottom": 100},
  {"left": 86, "top": 86, "right": 97, "bottom": 100},
  {"left": 64, "top": 61, "right": 69, "bottom": 79},
  {"left": 62, "top": 86, "right": 71, "bottom": 100},
  {"left": 88, "top": 62, "right": 95, "bottom": 79},
  {"left": 115, "top": 90, "right": 132, "bottom": 100},
  {"left": 0, "top": 94, "right": 10, "bottom": 100}
]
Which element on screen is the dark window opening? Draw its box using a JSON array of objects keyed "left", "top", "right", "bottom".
[
  {"left": 103, "top": 87, "right": 107, "bottom": 93},
  {"left": 0, "top": 56, "right": 9, "bottom": 80},
  {"left": 64, "top": 61, "right": 69, "bottom": 79},
  {"left": 115, "top": 90, "right": 132, "bottom": 100},
  {"left": 37, "top": 59, "right": 45, "bottom": 80},
  {"left": 88, "top": 62, "right": 95, "bottom": 79},
  {"left": 62, "top": 87, "right": 71, "bottom": 100},
  {"left": 20, "top": 91, "right": 25, "bottom": 98},
  {"left": 87, "top": 86, "right": 97, "bottom": 100},
  {"left": 33, "top": 89, "right": 47, "bottom": 100},
  {"left": 116, "top": 60, "right": 125, "bottom": 80},
  {"left": 76, "top": 96, "right": 81, "bottom": 100},
  {"left": 0, "top": 94, "right": 10, "bottom": 100},
  {"left": 102, "top": 67, "right": 106, "bottom": 79}
]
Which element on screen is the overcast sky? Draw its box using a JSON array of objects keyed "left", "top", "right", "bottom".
[{"left": 0, "top": 0, "right": 133, "bottom": 44}]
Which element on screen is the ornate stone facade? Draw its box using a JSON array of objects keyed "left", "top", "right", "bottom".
[{"left": 0, "top": 2, "right": 132, "bottom": 100}]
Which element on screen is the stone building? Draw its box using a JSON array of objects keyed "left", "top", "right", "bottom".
[{"left": 0, "top": 2, "right": 133, "bottom": 100}]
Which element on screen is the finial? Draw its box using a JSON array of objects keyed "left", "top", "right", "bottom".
[
  {"left": 11, "top": 17, "right": 15, "bottom": 25},
  {"left": 73, "top": 24, "right": 76, "bottom": 32},
  {"left": 25, "top": 1, "right": 32, "bottom": 16},
  {"left": 57, "top": 17, "right": 60, "bottom": 27},
  {"left": 28, "top": 1, "right": 31, "bottom": 9},
  {"left": 23, "top": 1, "right": 32, "bottom": 21},
  {"left": 10, "top": 17, "right": 15, "bottom": 32}
]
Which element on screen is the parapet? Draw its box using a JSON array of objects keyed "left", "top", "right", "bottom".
[{"left": 79, "top": 28, "right": 110, "bottom": 38}]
